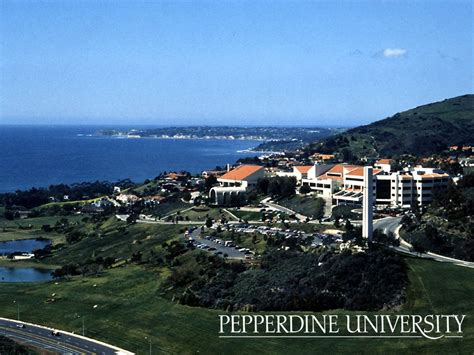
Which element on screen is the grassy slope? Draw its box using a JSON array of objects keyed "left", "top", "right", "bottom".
[
  {"left": 47, "top": 219, "right": 183, "bottom": 265},
  {"left": 231, "top": 210, "right": 263, "bottom": 221},
  {"left": 0, "top": 257, "right": 472, "bottom": 354},
  {"left": 178, "top": 207, "right": 233, "bottom": 222},
  {"left": 1, "top": 215, "right": 473, "bottom": 353},
  {"left": 278, "top": 195, "right": 325, "bottom": 219},
  {"left": 319, "top": 94, "right": 474, "bottom": 158},
  {"left": 0, "top": 214, "right": 83, "bottom": 244}
]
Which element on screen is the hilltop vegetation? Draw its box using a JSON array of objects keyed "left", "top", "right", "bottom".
[
  {"left": 401, "top": 173, "right": 474, "bottom": 261},
  {"left": 166, "top": 248, "right": 407, "bottom": 312},
  {"left": 312, "top": 94, "right": 474, "bottom": 159},
  {"left": 0, "top": 335, "right": 37, "bottom": 355}
]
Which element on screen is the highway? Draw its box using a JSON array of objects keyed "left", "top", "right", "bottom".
[{"left": 0, "top": 318, "right": 133, "bottom": 355}]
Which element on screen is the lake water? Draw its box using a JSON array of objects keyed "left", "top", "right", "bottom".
[
  {"left": 0, "top": 239, "right": 53, "bottom": 282},
  {"left": 0, "top": 239, "right": 51, "bottom": 256},
  {"left": 0, "top": 267, "right": 53, "bottom": 282},
  {"left": 0, "top": 125, "right": 260, "bottom": 192}
]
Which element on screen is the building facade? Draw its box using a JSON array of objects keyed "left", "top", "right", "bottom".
[{"left": 209, "top": 165, "right": 265, "bottom": 206}]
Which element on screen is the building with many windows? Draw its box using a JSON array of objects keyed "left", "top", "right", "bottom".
[
  {"left": 376, "top": 167, "right": 450, "bottom": 208},
  {"left": 299, "top": 163, "right": 450, "bottom": 208}
]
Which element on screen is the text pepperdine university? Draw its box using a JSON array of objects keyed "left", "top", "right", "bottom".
[{"left": 219, "top": 314, "right": 465, "bottom": 340}]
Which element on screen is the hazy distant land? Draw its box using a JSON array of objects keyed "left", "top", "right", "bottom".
[{"left": 97, "top": 126, "right": 345, "bottom": 151}]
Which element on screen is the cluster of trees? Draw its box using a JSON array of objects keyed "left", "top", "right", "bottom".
[
  {"left": 256, "top": 176, "right": 297, "bottom": 198},
  {"left": 0, "top": 335, "right": 33, "bottom": 355},
  {"left": 51, "top": 256, "right": 116, "bottom": 278},
  {"left": 403, "top": 173, "right": 474, "bottom": 261},
  {"left": 1, "top": 180, "right": 134, "bottom": 209},
  {"left": 165, "top": 248, "right": 407, "bottom": 312}
]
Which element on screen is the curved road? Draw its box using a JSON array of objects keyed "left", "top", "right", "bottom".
[
  {"left": 374, "top": 217, "right": 474, "bottom": 269},
  {"left": 0, "top": 318, "right": 133, "bottom": 355}
]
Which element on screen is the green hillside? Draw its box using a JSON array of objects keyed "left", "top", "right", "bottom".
[{"left": 314, "top": 94, "right": 474, "bottom": 158}]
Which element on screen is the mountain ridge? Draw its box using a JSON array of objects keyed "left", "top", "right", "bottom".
[{"left": 312, "top": 94, "right": 474, "bottom": 158}]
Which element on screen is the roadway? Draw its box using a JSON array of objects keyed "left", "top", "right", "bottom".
[
  {"left": 374, "top": 217, "right": 474, "bottom": 269},
  {"left": 0, "top": 318, "right": 133, "bottom": 355}
]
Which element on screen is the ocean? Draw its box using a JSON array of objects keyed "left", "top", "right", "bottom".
[{"left": 0, "top": 125, "right": 260, "bottom": 193}]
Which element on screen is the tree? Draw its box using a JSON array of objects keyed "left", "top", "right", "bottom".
[
  {"left": 267, "top": 176, "right": 297, "bottom": 198},
  {"left": 256, "top": 178, "right": 270, "bottom": 194},
  {"left": 313, "top": 198, "right": 326, "bottom": 220},
  {"left": 340, "top": 148, "right": 355, "bottom": 163},
  {"left": 65, "top": 230, "right": 83, "bottom": 244},
  {"left": 127, "top": 213, "right": 138, "bottom": 224},
  {"left": 205, "top": 175, "right": 218, "bottom": 191},
  {"left": 131, "top": 251, "right": 142, "bottom": 263},
  {"left": 411, "top": 240, "right": 426, "bottom": 255},
  {"left": 299, "top": 185, "right": 311, "bottom": 194},
  {"left": 205, "top": 218, "right": 213, "bottom": 228},
  {"left": 182, "top": 192, "right": 192, "bottom": 201},
  {"left": 3, "top": 210, "right": 14, "bottom": 220}
]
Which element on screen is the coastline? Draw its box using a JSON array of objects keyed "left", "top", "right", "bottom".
[{"left": 91, "top": 134, "right": 268, "bottom": 141}]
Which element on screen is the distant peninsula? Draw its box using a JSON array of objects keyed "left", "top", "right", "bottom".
[{"left": 97, "top": 126, "right": 344, "bottom": 151}]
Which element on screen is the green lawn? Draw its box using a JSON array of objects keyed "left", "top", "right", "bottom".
[
  {"left": 33, "top": 197, "right": 105, "bottom": 210},
  {"left": 154, "top": 200, "right": 190, "bottom": 219},
  {"left": 0, "top": 257, "right": 472, "bottom": 354},
  {"left": 0, "top": 215, "right": 86, "bottom": 244},
  {"left": 47, "top": 218, "right": 183, "bottom": 265},
  {"left": 278, "top": 195, "right": 325, "bottom": 219},
  {"left": 0, "top": 213, "right": 472, "bottom": 354},
  {"left": 0, "top": 259, "right": 59, "bottom": 269},
  {"left": 0, "top": 215, "right": 84, "bottom": 229},
  {"left": 178, "top": 206, "right": 232, "bottom": 222},
  {"left": 230, "top": 209, "right": 263, "bottom": 221}
]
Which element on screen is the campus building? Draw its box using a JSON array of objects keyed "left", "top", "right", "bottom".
[
  {"left": 298, "top": 163, "right": 450, "bottom": 208},
  {"left": 209, "top": 165, "right": 265, "bottom": 206},
  {"left": 376, "top": 167, "right": 450, "bottom": 208}
]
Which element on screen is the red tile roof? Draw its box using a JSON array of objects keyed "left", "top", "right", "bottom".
[
  {"left": 318, "top": 164, "right": 358, "bottom": 181},
  {"left": 376, "top": 159, "right": 392, "bottom": 165},
  {"left": 345, "top": 167, "right": 382, "bottom": 177},
  {"left": 295, "top": 165, "right": 313, "bottom": 173},
  {"left": 219, "top": 165, "right": 264, "bottom": 181}
]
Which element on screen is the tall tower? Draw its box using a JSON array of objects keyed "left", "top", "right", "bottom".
[{"left": 362, "top": 166, "right": 373, "bottom": 242}]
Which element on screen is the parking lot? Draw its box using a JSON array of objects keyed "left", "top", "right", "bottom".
[
  {"left": 183, "top": 222, "right": 343, "bottom": 260},
  {"left": 186, "top": 228, "right": 251, "bottom": 260},
  {"left": 227, "top": 224, "right": 341, "bottom": 248}
]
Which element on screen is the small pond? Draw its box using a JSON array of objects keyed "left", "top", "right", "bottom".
[{"left": 0, "top": 267, "right": 53, "bottom": 282}]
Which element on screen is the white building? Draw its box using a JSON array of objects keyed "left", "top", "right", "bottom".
[
  {"left": 277, "top": 165, "right": 316, "bottom": 184},
  {"left": 292, "top": 165, "right": 314, "bottom": 182},
  {"left": 299, "top": 163, "right": 450, "bottom": 208},
  {"left": 116, "top": 194, "right": 141, "bottom": 205},
  {"left": 333, "top": 166, "right": 381, "bottom": 205},
  {"left": 374, "top": 159, "right": 392, "bottom": 173},
  {"left": 301, "top": 164, "right": 360, "bottom": 199},
  {"left": 375, "top": 167, "right": 450, "bottom": 208},
  {"left": 209, "top": 165, "right": 265, "bottom": 205}
]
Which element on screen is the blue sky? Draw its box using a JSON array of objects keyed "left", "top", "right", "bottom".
[{"left": 0, "top": 1, "right": 472, "bottom": 126}]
